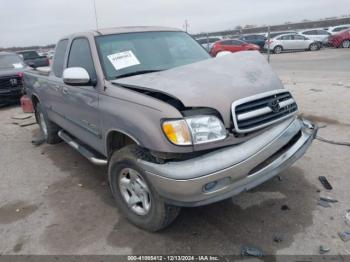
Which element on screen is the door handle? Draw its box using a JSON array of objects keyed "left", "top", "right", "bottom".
[{"left": 62, "top": 87, "right": 69, "bottom": 95}]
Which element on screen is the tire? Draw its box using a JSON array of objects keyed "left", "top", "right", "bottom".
[
  {"left": 342, "top": 40, "right": 350, "bottom": 48},
  {"left": 35, "top": 103, "right": 61, "bottom": 144},
  {"left": 273, "top": 45, "right": 283, "bottom": 54},
  {"left": 108, "top": 145, "right": 180, "bottom": 231},
  {"left": 309, "top": 43, "right": 319, "bottom": 51}
]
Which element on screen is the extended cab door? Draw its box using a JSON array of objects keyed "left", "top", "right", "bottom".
[
  {"left": 43, "top": 39, "right": 69, "bottom": 125},
  {"left": 60, "top": 37, "right": 102, "bottom": 151}
]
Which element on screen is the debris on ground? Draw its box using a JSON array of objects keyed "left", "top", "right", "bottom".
[
  {"left": 78, "top": 183, "right": 83, "bottom": 187},
  {"left": 319, "top": 245, "right": 330, "bottom": 254},
  {"left": 241, "top": 246, "right": 263, "bottom": 257},
  {"left": 273, "top": 235, "right": 283, "bottom": 243},
  {"left": 15, "top": 209, "right": 20, "bottom": 213},
  {"left": 12, "top": 117, "right": 36, "bottom": 127},
  {"left": 319, "top": 176, "right": 333, "bottom": 190},
  {"left": 281, "top": 204, "right": 290, "bottom": 211},
  {"left": 318, "top": 199, "right": 332, "bottom": 208},
  {"left": 320, "top": 197, "right": 338, "bottom": 203},
  {"left": 310, "top": 88, "right": 322, "bottom": 92},
  {"left": 11, "top": 113, "right": 33, "bottom": 120},
  {"left": 338, "top": 231, "right": 350, "bottom": 242}
]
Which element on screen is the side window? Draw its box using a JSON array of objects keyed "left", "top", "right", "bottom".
[
  {"left": 318, "top": 30, "right": 331, "bottom": 35},
  {"left": 221, "top": 40, "right": 232, "bottom": 45},
  {"left": 67, "top": 38, "right": 97, "bottom": 82},
  {"left": 334, "top": 26, "right": 349, "bottom": 32},
  {"left": 52, "top": 39, "right": 68, "bottom": 78},
  {"left": 303, "top": 31, "right": 312, "bottom": 35},
  {"left": 244, "top": 35, "right": 254, "bottom": 40},
  {"left": 293, "top": 35, "right": 305, "bottom": 40},
  {"left": 231, "top": 40, "right": 243, "bottom": 45},
  {"left": 279, "top": 35, "right": 292, "bottom": 40}
]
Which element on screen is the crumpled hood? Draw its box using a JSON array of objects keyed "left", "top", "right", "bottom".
[{"left": 113, "top": 51, "right": 284, "bottom": 127}]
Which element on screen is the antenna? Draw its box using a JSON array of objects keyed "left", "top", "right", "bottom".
[
  {"left": 183, "top": 19, "right": 189, "bottom": 32},
  {"left": 93, "top": 0, "right": 99, "bottom": 30}
]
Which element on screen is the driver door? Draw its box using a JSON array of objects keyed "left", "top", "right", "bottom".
[{"left": 61, "top": 37, "right": 102, "bottom": 151}]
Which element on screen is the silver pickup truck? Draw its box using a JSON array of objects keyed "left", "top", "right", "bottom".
[{"left": 24, "top": 26, "right": 317, "bottom": 231}]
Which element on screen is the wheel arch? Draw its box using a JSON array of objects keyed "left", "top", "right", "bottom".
[{"left": 106, "top": 129, "right": 141, "bottom": 158}]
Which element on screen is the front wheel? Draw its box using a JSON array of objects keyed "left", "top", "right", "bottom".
[
  {"left": 309, "top": 43, "right": 319, "bottom": 51},
  {"left": 108, "top": 145, "right": 180, "bottom": 231},
  {"left": 342, "top": 40, "right": 350, "bottom": 48},
  {"left": 273, "top": 45, "right": 283, "bottom": 54}
]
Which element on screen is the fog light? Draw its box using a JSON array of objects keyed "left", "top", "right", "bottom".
[
  {"left": 203, "top": 177, "right": 232, "bottom": 193},
  {"left": 204, "top": 181, "right": 218, "bottom": 192}
]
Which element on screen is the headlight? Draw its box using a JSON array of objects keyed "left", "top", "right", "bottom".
[
  {"left": 162, "top": 119, "right": 192, "bottom": 145},
  {"left": 162, "top": 116, "right": 227, "bottom": 146}
]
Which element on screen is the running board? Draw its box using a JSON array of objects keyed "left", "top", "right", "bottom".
[{"left": 58, "top": 130, "right": 108, "bottom": 166}]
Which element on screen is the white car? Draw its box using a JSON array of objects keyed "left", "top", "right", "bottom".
[
  {"left": 264, "top": 33, "right": 320, "bottom": 54},
  {"left": 196, "top": 36, "right": 222, "bottom": 51},
  {"left": 299, "top": 29, "right": 331, "bottom": 45},
  {"left": 326, "top": 25, "right": 350, "bottom": 35}
]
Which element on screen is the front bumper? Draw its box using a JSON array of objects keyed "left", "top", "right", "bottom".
[
  {"left": 0, "top": 88, "right": 22, "bottom": 105},
  {"left": 140, "top": 117, "right": 317, "bottom": 207}
]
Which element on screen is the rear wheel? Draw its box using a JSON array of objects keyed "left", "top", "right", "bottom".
[
  {"left": 108, "top": 145, "right": 180, "bottom": 231},
  {"left": 273, "top": 45, "right": 283, "bottom": 54},
  {"left": 342, "top": 40, "right": 350, "bottom": 48},
  {"left": 309, "top": 43, "right": 319, "bottom": 51},
  {"left": 35, "top": 103, "right": 61, "bottom": 144}
]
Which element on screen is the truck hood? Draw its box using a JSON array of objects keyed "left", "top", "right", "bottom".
[
  {"left": 112, "top": 51, "right": 284, "bottom": 127},
  {"left": 0, "top": 68, "right": 24, "bottom": 77}
]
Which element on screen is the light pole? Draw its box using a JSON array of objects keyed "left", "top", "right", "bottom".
[{"left": 93, "top": 0, "right": 99, "bottom": 30}]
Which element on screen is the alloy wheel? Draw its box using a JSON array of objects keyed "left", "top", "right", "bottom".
[{"left": 118, "top": 168, "right": 151, "bottom": 216}]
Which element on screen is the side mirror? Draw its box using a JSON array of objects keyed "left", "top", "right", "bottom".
[{"left": 63, "top": 67, "right": 90, "bottom": 85}]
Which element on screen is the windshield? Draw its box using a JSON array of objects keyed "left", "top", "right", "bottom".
[
  {"left": 96, "top": 31, "right": 210, "bottom": 79},
  {"left": 0, "top": 54, "right": 25, "bottom": 69}
]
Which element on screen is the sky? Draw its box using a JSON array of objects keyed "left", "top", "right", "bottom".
[{"left": 0, "top": 0, "right": 349, "bottom": 47}]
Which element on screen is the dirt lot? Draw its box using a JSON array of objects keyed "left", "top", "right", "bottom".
[{"left": 0, "top": 48, "right": 349, "bottom": 256}]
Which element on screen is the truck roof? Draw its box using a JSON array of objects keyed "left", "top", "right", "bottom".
[{"left": 64, "top": 26, "right": 182, "bottom": 39}]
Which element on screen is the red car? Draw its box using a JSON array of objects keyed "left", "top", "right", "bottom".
[
  {"left": 329, "top": 29, "right": 350, "bottom": 48},
  {"left": 210, "top": 39, "right": 260, "bottom": 56}
]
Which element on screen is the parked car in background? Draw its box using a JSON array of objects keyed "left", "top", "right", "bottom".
[
  {"left": 210, "top": 39, "right": 260, "bottom": 56},
  {"left": 327, "top": 25, "right": 350, "bottom": 35},
  {"left": 328, "top": 28, "right": 350, "bottom": 48},
  {"left": 196, "top": 36, "right": 222, "bottom": 51},
  {"left": 265, "top": 33, "right": 320, "bottom": 54},
  {"left": 239, "top": 34, "right": 267, "bottom": 49},
  {"left": 264, "top": 31, "right": 297, "bottom": 39},
  {"left": 17, "top": 50, "right": 49, "bottom": 68},
  {"left": 299, "top": 29, "right": 331, "bottom": 46},
  {"left": 0, "top": 52, "right": 25, "bottom": 106},
  {"left": 24, "top": 26, "right": 316, "bottom": 231}
]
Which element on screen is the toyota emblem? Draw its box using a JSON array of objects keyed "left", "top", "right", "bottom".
[{"left": 269, "top": 100, "right": 280, "bottom": 113}]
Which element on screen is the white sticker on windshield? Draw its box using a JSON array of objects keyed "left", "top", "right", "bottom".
[
  {"left": 107, "top": 51, "right": 140, "bottom": 71},
  {"left": 13, "top": 63, "right": 23, "bottom": 69}
]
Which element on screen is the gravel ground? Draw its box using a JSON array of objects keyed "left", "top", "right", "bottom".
[{"left": 0, "top": 48, "right": 349, "bottom": 256}]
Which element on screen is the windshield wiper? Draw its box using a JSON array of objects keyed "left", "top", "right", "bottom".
[{"left": 114, "top": 70, "right": 163, "bottom": 79}]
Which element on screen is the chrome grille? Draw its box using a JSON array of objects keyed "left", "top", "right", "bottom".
[
  {"left": 232, "top": 89, "right": 298, "bottom": 133},
  {"left": 0, "top": 75, "right": 22, "bottom": 90}
]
